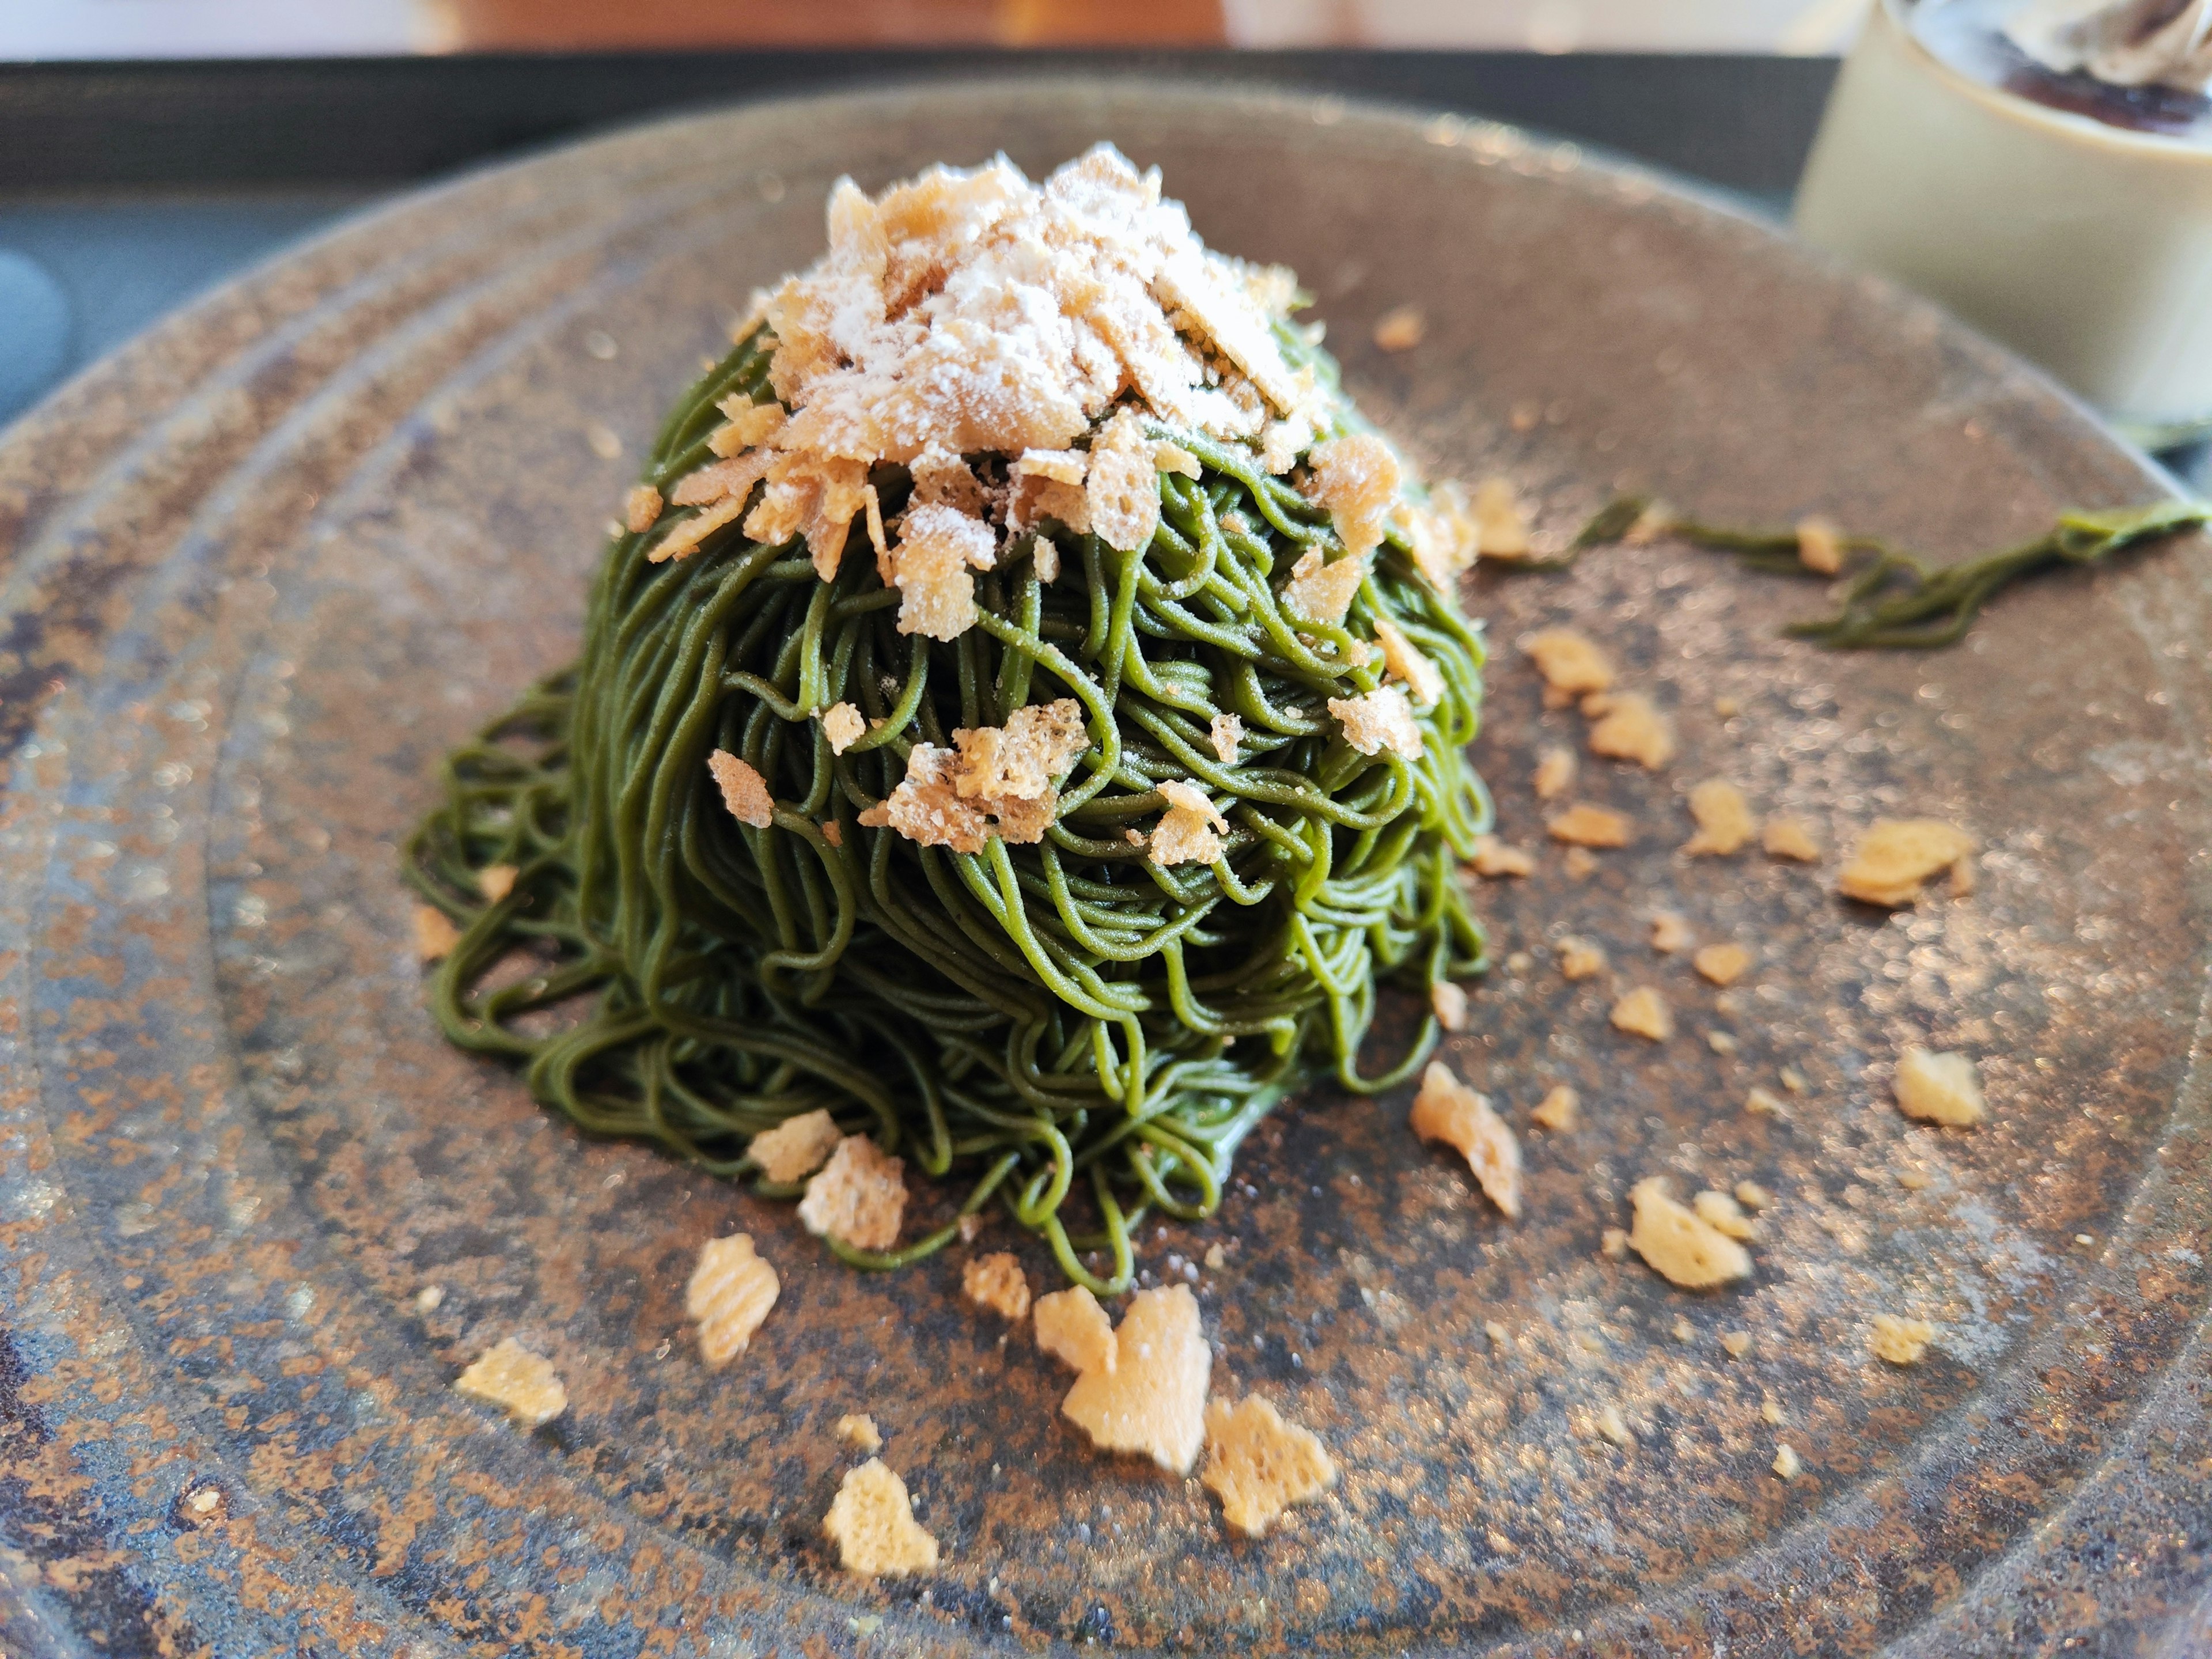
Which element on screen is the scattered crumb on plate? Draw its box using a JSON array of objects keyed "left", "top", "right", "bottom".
[
  {"left": 1533, "top": 745, "right": 1577, "bottom": 800},
  {"left": 823, "top": 1459, "right": 940, "bottom": 1578},
  {"left": 1558, "top": 937, "right": 1608, "bottom": 980},
  {"left": 1529, "top": 1085, "right": 1580, "bottom": 1132},
  {"left": 413, "top": 904, "right": 461, "bottom": 962},
  {"left": 1524, "top": 628, "right": 1613, "bottom": 704},
  {"left": 1744, "top": 1086, "right": 1785, "bottom": 1116},
  {"left": 1722, "top": 1331, "right": 1753, "bottom": 1358},
  {"left": 963, "top": 1252, "right": 1033, "bottom": 1322},
  {"left": 1627, "top": 1179, "right": 1752, "bottom": 1289},
  {"left": 1836, "top": 819, "right": 1975, "bottom": 907},
  {"left": 1585, "top": 691, "right": 1676, "bottom": 770},
  {"left": 1469, "top": 835, "right": 1536, "bottom": 877},
  {"left": 1372, "top": 305, "right": 1426, "bottom": 353},
  {"left": 1548, "top": 804, "right": 1631, "bottom": 847},
  {"left": 1870, "top": 1313, "right": 1937, "bottom": 1365},
  {"left": 748, "top": 1108, "right": 843, "bottom": 1183},
  {"left": 1893, "top": 1047, "right": 1984, "bottom": 1127},
  {"left": 1762, "top": 817, "right": 1821, "bottom": 862},
  {"left": 798, "top": 1135, "right": 908, "bottom": 1250},
  {"left": 1683, "top": 779, "right": 1755, "bottom": 855},
  {"left": 1432, "top": 980, "right": 1470, "bottom": 1032},
  {"left": 687, "top": 1233, "right": 780, "bottom": 1366},
  {"left": 453, "top": 1338, "right": 567, "bottom": 1428},
  {"left": 1202, "top": 1395, "right": 1338, "bottom": 1536},
  {"left": 1411, "top": 1060, "right": 1523, "bottom": 1219},
  {"left": 1650, "top": 912, "right": 1693, "bottom": 954},
  {"left": 1035, "top": 1286, "right": 1118, "bottom": 1374},
  {"left": 1771, "top": 1443, "right": 1803, "bottom": 1480},
  {"left": 1693, "top": 942, "right": 1752, "bottom": 987},
  {"left": 1692, "top": 1189, "right": 1758, "bottom": 1240},
  {"left": 836, "top": 1413, "right": 883, "bottom": 1454},
  {"left": 1610, "top": 987, "right": 1674, "bottom": 1042},
  {"left": 1060, "top": 1285, "right": 1211, "bottom": 1474}
]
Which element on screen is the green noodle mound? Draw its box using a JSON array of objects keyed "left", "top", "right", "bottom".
[{"left": 406, "top": 322, "right": 1490, "bottom": 1293}]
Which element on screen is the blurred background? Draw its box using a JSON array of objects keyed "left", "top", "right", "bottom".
[{"left": 5, "top": 0, "right": 1872, "bottom": 58}]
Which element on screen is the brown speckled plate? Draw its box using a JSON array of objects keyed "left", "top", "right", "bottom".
[{"left": 3, "top": 78, "right": 2211, "bottom": 1659}]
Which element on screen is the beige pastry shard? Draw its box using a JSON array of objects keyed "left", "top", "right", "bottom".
[
  {"left": 1547, "top": 802, "right": 1631, "bottom": 847},
  {"left": 823, "top": 1459, "right": 940, "bottom": 1578},
  {"left": 798, "top": 1135, "right": 907, "bottom": 1251},
  {"left": 413, "top": 904, "right": 461, "bottom": 963},
  {"left": 962, "top": 1252, "right": 1032, "bottom": 1322},
  {"left": 835, "top": 1412, "right": 882, "bottom": 1453},
  {"left": 1328, "top": 686, "right": 1423, "bottom": 759},
  {"left": 1870, "top": 1313, "right": 1937, "bottom": 1365},
  {"left": 1059, "top": 1285, "right": 1211, "bottom": 1474},
  {"left": 687, "top": 1233, "right": 780, "bottom": 1366},
  {"left": 1762, "top": 817, "right": 1821, "bottom": 862},
  {"left": 1410, "top": 1060, "right": 1522, "bottom": 1219},
  {"left": 1468, "top": 835, "right": 1535, "bottom": 878},
  {"left": 1893, "top": 1047, "right": 1984, "bottom": 1127},
  {"left": 1524, "top": 628, "right": 1612, "bottom": 704},
  {"left": 1304, "top": 433, "right": 1401, "bottom": 555},
  {"left": 453, "top": 1338, "right": 567, "bottom": 1427},
  {"left": 1150, "top": 779, "right": 1230, "bottom": 866},
  {"left": 1533, "top": 745, "right": 1577, "bottom": 800},
  {"left": 1836, "top": 819, "right": 1975, "bottom": 907},
  {"left": 1282, "top": 545, "right": 1371, "bottom": 628},
  {"left": 1627, "top": 1178, "right": 1752, "bottom": 1289},
  {"left": 1034, "top": 1285, "right": 1117, "bottom": 1375},
  {"left": 1683, "top": 779, "right": 1755, "bottom": 856},
  {"left": 1693, "top": 942, "right": 1753, "bottom": 987},
  {"left": 1586, "top": 691, "right": 1676, "bottom": 770},
  {"left": 1610, "top": 987, "right": 1674, "bottom": 1042},
  {"left": 708, "top": 749, "right": 775, "bottom": 829},
  {"left": 1202, "top": 1396, "right": 1338, "bottom": 1536},
  {"left": 747, "top": 1108, "right": 843, "bottom": 1182}
]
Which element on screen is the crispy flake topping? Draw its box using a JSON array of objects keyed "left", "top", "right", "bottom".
[
  {"left": 1893, "top": 1047, "right": 1984, "bottom": 1126},
  {"left": 687, "top": 1233, "right": 780, "bottom": 1366},
  {"left": 1683, "top": 779, "right": 1755, "bottom": 855},
  {"left": 1304, "top": 434, "right": 1401, "bottom": 555},
  {"left": 1627, "top": 1178, "right": 1753, "bottom": 1289},
  {"left": 798, "top": 1135, "right": 907, "bottom": 1251},
  {"left": 1150, "top": 778, "right": 1230, "bottom": 867},
  {"left": 1328, "top": 685, "right": 1422, "bottom": 758},
  {"left": 1411, "top": 1060, "right": 1522, "bottom": 1219},
  {"left": 962, "top": 1252, "right": 1033, "bottom": 1321},
  {"left": 1035, "top": 1286, "right": 1117, "bottom": 1374},
  {"left": 453, "top": 1339, "right": 567, "bottom": 1427},
  {"left": 747, "top": 1108, "right": 843, "bottom": 1183},
  {"left": 823, "top": 1459, "right": 940, "bottom": 1578},
  {"left": 708, "top": 749, "right": 775, "bottom": 828},
  {"left": 1838, "top": 820, "right": 1975, "bottom": 907},
  {"left": 1060, "top": 1285, "right": 1211, "bottom": 1474},
  {"left": 1202, "top": 1396, "right": 1338, "bottom": 1536}
]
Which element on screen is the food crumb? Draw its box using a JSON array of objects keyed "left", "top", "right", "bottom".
[
  {"left": 1485, "top": 1319, "right": 1510, "bottom": 1344},
  {"left": 1722, "top": 1331, "right": 1753, "bottom": 1358},
  {"left": 1771, "top": 1443, "right": 1803, "bottom": 1481},
  {"left": 1708, "top": 1031, "right": 1740, "bottom": 1055},
  {"left": 1328, "top": 685, "right": 1423, "bottom": 759},
  {"left": 1893, "top": 1047, "right": 1985, "bottom": 1127},
  {"left": 1836, "top": 819, "right": 1975, "bottom": 907},
  {"left": 1150, "top": 779, "right": 1230, "bottom": 867},
  {"left": 1627, "top": 1178, "right": 1752, "bottom": 1289},
  {"left": 1650, "top": 911, "right": 1693, "bottom": 954},
  {"left": 1505, "top": 950, "right": 1534, "bottom": 975},
  {"left": 1672, "top": 1315, "right": 1694, "bottom": 1342},
  {"left": 823, "top": 1459, "right": 940, "bottom": 1578},
  {"left": 1548, "top": 803, "right": 1631, "bottom": 847},
  {"left": 1469, "top": 835, "right": 1536, "bottom": 878},
  {"left": 1586, "top": 692, "right": 1676, "bottom": 770},
  {"left": 1596, "top": 1405, "right": 1635, "bottom": 1448},
  {"left": 1557, "top": 938, "right": 1608, "bottom": 981},
  {"left": 1210, "top": 711, "right": 1243, "bottom": 764},
  {"left": 1562, "top": 846, "right": 1598, "bottom": 879},
  {"left": 1870, "top": 1313, "right": 1937, "bottom": 1365},
  {"left": 412, "top": 904, "right": 461, "bottom": 963},
  {"left": 1762, "top": 1398, "right": 1785, "bottom": 1426},
  {"left": 963, "top": 1252, "right": 1033, "bottom": 1322},
  {"left": 1896, "top": 1168, "right": 1933, "bottom": 1191},
  {"left": 687, "top": 1233, "right": 780, "bottom": 1367},
  {"left": 1683, "top": 779, "right": 1756, "bottom": 856},
  {"left": 1372, "top": 305, "right": 1426, "bottom": 353},
  {"left": 1610, "top": 987, "right": 1674, "bottom": 1042},
  {"left": 415, "top": 1285, "right": 444, "bottom": 1313},
  {"left": 958, "top": 1211, "right": 987, "bottom": 1243},
  {"left": 708, "top": 748, "right": 775, "bottom": 828},
  {"left": 1600, "top": 1228, "right": 1629, "bottom": 1262},
  {"left": 1060, "top": 1285, "right": 1211, "bottom": 1474},
  {"left": 1431, "top": 980, "right": 1470, "bottom": 1032},
  {"left": 1411, "top": 1060, "right": 1523, "bottom": 1219},
  {"left": 1744, "top": 1087, "right": 1785, "bottom": 1116},
  {"left": 1779, "top": 1067, "right": 1808, "bottom": 1094},
  {"left": 821, "top": 702, "right": 866, "bottom": 754},
  {"left": 798, "top": 1135, "right": 907, "bottom": 1251},
  {"left": 624, "top": 483, "right": 664, "bottom": 534},
  {"left": 1202, "top": 1395, "right": 1338, "bottom": 1536},
  {"left": 1762, "top": 817, "right": 1821, "bottom": 862},
  {"left": 747, "top": 1108, "right": 843, "bottom": 1183},
  {"left": 1796, "top": 517, "right": 1844, "bottom": 575},
  {"left": 1714, "top": 695, "right": 1741, "bottom": 718},
  {"left": 453, "top": 1338, "right": 567, "bottom": 1428},
  {"left": 836, "top": 1414, "right": 882, "bottom": 1453},
  {"left": 1734, "top": 1180, "right": 1774, "bottom": 1211},
  {"left": 1692, "top": 942, "right": 1752, "bottom": 987},
  {"left": 1205, "top": 1242, "right": 1227, "bottom": 1269},
  {"left": 1529, "top": 1085, "right": 1580, "bottom": 1132},
  {"left": 1533, "top": 745, "right": 1577, "bottom": 800},
  {"left": 478, "top": 864, "right": 518, "bottom": 902},
  {"left": 1524, "top": 628, "right": 1613, "bottom": 704},
  {"left": 1692, "top": 1189, "right": 1758, "bottom": 1241},
  {"left": 1035, "top": 1286, "right": 1117, "bottom": 1374}
]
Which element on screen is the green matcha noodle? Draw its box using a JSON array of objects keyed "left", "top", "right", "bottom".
[{"left": 405, "top": 148, "right": 1493, "bottom": 1292}]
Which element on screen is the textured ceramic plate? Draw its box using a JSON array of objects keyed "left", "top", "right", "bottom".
[{"left": 3, "top": 79, "right": 2210, "bottom": 1659}]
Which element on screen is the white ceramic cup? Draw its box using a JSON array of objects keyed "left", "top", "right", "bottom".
[{"left": 1796, "top": 0, "right": 2212, "bottom": 444}]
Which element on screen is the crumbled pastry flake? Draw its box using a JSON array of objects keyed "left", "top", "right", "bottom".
[
  {"left": 1650, "top": 912, "right": 1693, "bottom": 954},
  {"left": 1014, "top": 447, "right": 1087, "bottom": 486},
  {"left": 1672, "top": 1315, "right": 1695, "bottom": 1342},
  {"left": 1796, "top": 516, "right": 1844, "bottom": 575},
  {"left": 1282, "top": 545, "right": 1372, "bottom": 628},
  {"left": 1893, "top": 1047, "right": 1984, "bottom": 1127},
  {"left": 1060, "top": 1285, "right": 1210, "bottom": 1474},
  {"left": 1372, "top": 616, "right": 1445, "bottom": 707},
  {"left": 1683, "top": 779, "right": 1755, "bottom": 856},
  {"left": 1372, "top": 305, "right": 1426, "bottom": 352},
  {"left": 952, "top": 699, "right": 1088, "bottom": 805},
  {"left": 647, "top": 494, "right": 751, "bottom": 565},
  {"left": 1693, "top": 942, "right": 1752, "bottom": 987},
  {"left": 1431, "top": 980, "right": 1469, "bottom": 1033},
  {"left": 624, "top": 483, "right": 664, "bottom": 534},
  {"left": 1836, "top": 819, "right": 1976, "bottom": 907},
  {"left": 747, "top": 1107, "right": 843, "bottom": 1182},
  {"left": 687, "top": 1233, "right": 780, "bottom": 1366},
  {"left": 889, "top": 502, "right": 991, "bottom": 641},
  {"left": 1472, "top": 478, "right": 1530, "bottom": 559},
  {"left": 1762, "top": 1399, "right": 1785, "bottom": 1426},
  {"left": 1709, "top": 1030, "right": 1740, "bottom": 1055},
  {"left": 1202, "top": 1395, "right": 1337, "bottom": 1536},
  {"left": 1410, "top": 1060, "right": 1522, "bottom": 1220},
  {"left": 1153, "top": 439, "right": 1202, "bottom": 478},
  {"left": 671, "top": 450, "right": 777, "bottom": 510},
  {"left": 1556, "top": 938, "right": 1607, "bottom": 981},
  {"left": 1762, "top": 817, "right": 1821, "bottom": 862},
  {"left": 1627, "top": 1178, "right": 1752, "bottom": 1289},
  {"left": 414, "top": 904, "right": 461, "bottom": 962},
  {"left": 1870, "top": 1313, "right": 1937, "bottom": 1365},
  {"left": 1897, "top": 1168, "right": 1933, "bottom": 1191},
  {"left": 1722, "top": 1331, "right": 1753, "bottom": 1358},
  {"left": 1151, "top": 778, "right": 1230, "bottom": 866},
  {"left": 1744, "top": 1087, "right": 1785, "bottom": 1116},
  {"left": 1562, "top": 846, "right": 1597, "bottom": 879},
  {"left": 1204, "top": 1242, "right": 1227, "bottom": 1270},
  {"left": 1209, "top": 711, "right": 1243, "bottom": 764},
  {"left": 1586, "top": 691, "right": 1676, "bottom": 770},
  {"left": 797, "top": 1135, "right": 907, "bottom": 1251},
  {"left": 1779, "top": 1066, "right": 1808, "bottom": 1094},
  {"left": 478, "top": 864, "right": 518, "bottom": 903},
  {"left": 1404, "top": 479, "right": 1480, "bottom": 589},
  {"left": 1547, "top": 804, "right": 1630, "bottom": 847},
  {"left": 1328, "top": 686, "right": 1423, "bottom": 759},
  {"left": 453, "top": 1338, "right": 567, "bottom": 1427},
  {"left": 1610, "top": 987, "right": 1673, "bottom": 1041},
  {"left": 1086, "top": 406, "right": 1164, "bottom": 554},
  {"left": 1035, "top": 1286, "right": 1116, "bottom": 1374},
  {"left": 1771, "top": 1444, "right": 1802, "bottom": 1480},
  {"left": 823, "top": 1459, "right": 940, "bottom": 1578},
  {"left": 1304, "top": 433, "right": 1401, "bottom": 554},
  {"left": 1530, "top": 1085, "right": 1580, "bottom": 1132},
  {"left": 1524, "top": 628, "right": 1613, "bottom": 703},
  {"left": 708, "top": 749, "right": 775, "bottom": 829},
  {"left": 1533, "top": 745, "right": 1577, "bottom": 800},
  {"left": 836, "top": 1412, "right": 882, "bottom": 1453},
  {"left": 1692, "top": 1189, "right": 1758, "bottom": 1241},
  {"left": 1734, "top": 1180, "right": 1774, "bottom": 1210},
  {"left": 1469, "top": 835, "right": 1535, "bottom": 878},
  {"left": 963, "top": 1252, "right": 1032, "bottom": 1322},
  {"left": 709, "top": 396, "right": 788, "bottom": 457},
  {"left": 865, "top": 711, "right": 1083, "bottom": 853},
  {"left": 860, "top": 743, "right": 988, "bottom": 852},
  {"left": 821, "top": 702, "right": 866, "bottom": 754},
  {"left": 1596, "top": 1405, "right": 1635, "bottom": 1448},
  {"left": 1599, "top": 1228, "right": 1629, "bottom": 1262}
]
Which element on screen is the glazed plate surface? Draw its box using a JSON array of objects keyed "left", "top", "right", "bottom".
[{"left": 2, "top": 79, "right": 2210, "bottom": 1658}]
